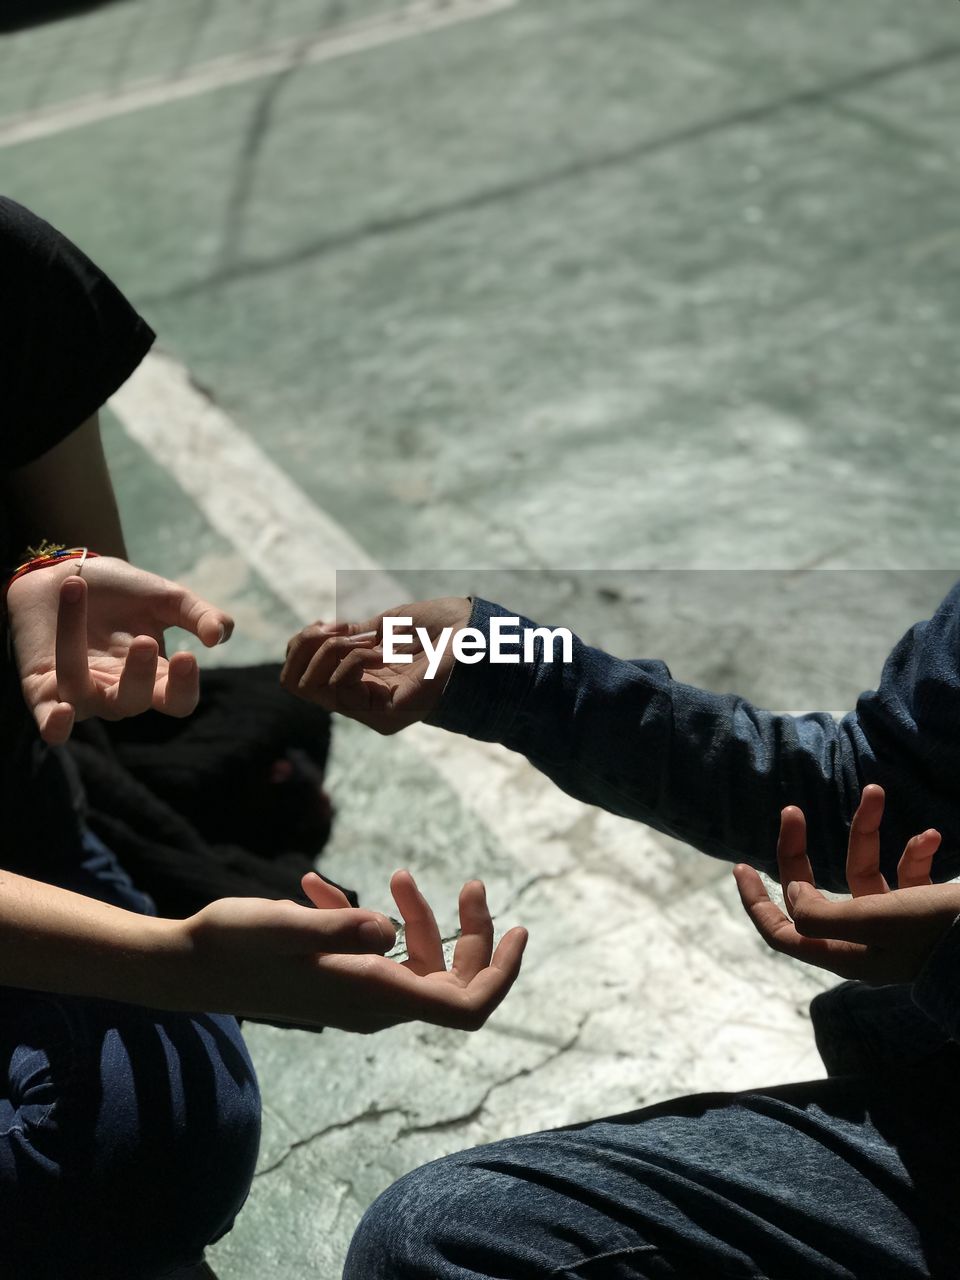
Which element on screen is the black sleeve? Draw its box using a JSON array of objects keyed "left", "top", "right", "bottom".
[{"left": 0, "top": 196, "right": 155, "bottom": 468}]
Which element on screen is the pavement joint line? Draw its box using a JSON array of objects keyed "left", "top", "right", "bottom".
[
  {"left": 110, "top": 349, "right": 390, "bottom": 620},
  {"left": 137, "top": 39, "right": 960, "bottom": 307},
  {"left": 0, "top": 0, "right": 520, "bottom": 150}
]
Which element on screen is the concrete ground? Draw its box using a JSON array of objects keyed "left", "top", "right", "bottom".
[{"left": 3, "top": 1, "right": 960, "bottom": 1275}]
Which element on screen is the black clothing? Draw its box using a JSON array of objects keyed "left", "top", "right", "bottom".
[
  {"left": 0, "top": 195, "right": 155, "bottom": 465},
  {"left": 0, "top": 197, "right": 339, "bottom": 914},
  {"left": 0, "top": 195, "right": 155, "bottom": 871},
  {"left": 69, "top": 664, "right": 346, "bottom": 918}
]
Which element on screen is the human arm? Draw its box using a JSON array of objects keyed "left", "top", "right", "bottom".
[
  {"left": 0, "top": 199, "right": 220, "bottom": 742},
  {"left": 0, "top": 404, "right": 232, "bottom": 745},
  {"left": 283, "top": 585, "right": 960, "bottom": 890},
  {"left": 281, "top": 596, "right": 864, "bottom": 887},
  {"left": 1, "top": 414, "right": 127, "bottom": 560},
  {"left": 0, "top": 865, "right": 526, "bottom": 1033}
]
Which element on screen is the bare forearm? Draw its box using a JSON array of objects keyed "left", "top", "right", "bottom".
[
  {"left": 2, "top": 414, "right": 128, "bottom": 559},
  {"left": 0, "top": 869, "right": 189, "bottom": 1007}
]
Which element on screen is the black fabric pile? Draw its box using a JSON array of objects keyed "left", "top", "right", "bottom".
[{"left": 67, "top": 663, "right": 356, "bottom": 918}]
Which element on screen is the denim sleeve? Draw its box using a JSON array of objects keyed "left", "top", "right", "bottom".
[{"left": 430, "top": 584, "right": 960, "bottom": 890}]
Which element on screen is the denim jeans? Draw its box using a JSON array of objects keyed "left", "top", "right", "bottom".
[
  {"left": 353, "top": 588, "right": 960, "bottom": 1276},
  {"left": 0, "top": 827, "right": 261, "bottom": 1279},
  {"left": 345, "top": 1044, "right": 960, "bottom": 1279}
]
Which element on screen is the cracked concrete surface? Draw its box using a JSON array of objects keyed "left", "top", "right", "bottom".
[
  {"left": 202, "top": 710, "right": 842, "bottom": 1279},
  {"left": 3, "top": 0, "right": 960, "bottom": 1275}
]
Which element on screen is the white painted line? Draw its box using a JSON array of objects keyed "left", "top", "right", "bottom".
[
  {"left": 110, "top": 350, "right": 398, "bottom": 622},
  {"left": 0, "top": 0, "right": 519, "bottom": 150},
  {"left": 108, "top": 349, "right": 617, "bottom": 888}
]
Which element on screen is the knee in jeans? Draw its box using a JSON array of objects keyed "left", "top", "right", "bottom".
[
  {"left": 2, "top": 1004, "right": 261, "bottom": 1276},
  {"left": 345, "top": 1153, "right": 479, "bottom": 1279},
  {"left": 121, "top": 1014, "right": 262, "bottom": 1253}
]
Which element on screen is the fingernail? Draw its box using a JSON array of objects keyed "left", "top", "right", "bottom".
[
  {"left": 217, "top": 623, "right": 226, "bottom": 644},
  {"left": 786, "top": 881, "right": 800, "bottom": 906},
  {"left": 63, "top": 579, "right": 83, "bottom": 603}
]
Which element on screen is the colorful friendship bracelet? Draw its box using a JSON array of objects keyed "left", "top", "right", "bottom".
[{"left": 4, "top": 544, "right": 100, "bottom": 601}]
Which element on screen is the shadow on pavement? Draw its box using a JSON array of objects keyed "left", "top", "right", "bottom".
[{"left": 0, "top": 0, "right": 127, "bottom": 34}]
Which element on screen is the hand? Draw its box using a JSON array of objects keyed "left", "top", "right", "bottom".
[
  {"left": 733, "top": 785, "right": 960, "bottom": 984},
  {"left": 183, "top": 870, "right": 528, "bottom": 1032},
  {"left": 281, "top": 597, "right": 472, "bottom": 734},
  {"left": 6, "top": 556, "right": 234, "bottom": 745}
]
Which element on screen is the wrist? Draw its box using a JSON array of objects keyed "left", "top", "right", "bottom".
[
  {"left": 0, "top": 873, "right": 201, "bottom": 1012},
  {"left": 108, "top": 914, "right": 200, "bottom": 1010},
  {"left": 5, "top": 545, "right": 100, "bottom": 604},
  {"left": 426, "top": 597, "right": 537, "bottom": 743},
  {"left": 34, "top": 911, "right": 199, "bottom": 1012}
]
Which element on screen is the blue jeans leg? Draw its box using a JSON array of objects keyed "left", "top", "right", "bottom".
[
  {"left": 0, "top": 826, "right": 261, "bottom": 1278},
  {"left": 345, "top": 1048, "right": 960, "bottom": 1280}
]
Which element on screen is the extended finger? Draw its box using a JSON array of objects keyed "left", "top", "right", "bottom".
[
  {"left": 392, "top": 870, "right": 446, "bottom": 975},
  {"left": 301, "top": 871, "right": 354, "bottom": 909},
  {"left": 155, "top": 651, "right": 200, "bottom": 718},
  {"left": 109, "top": 636, "right": 160, "bottom": 717},
  {"left": 450, "top": 881, "right": 495, "bottom": 982},
  {"left": 55, "top": 576, "right": 94, "bottom": 706},
  {"left": 36, "top": 699, "right": 77, "bottom": 746},
  {"left": 776, "top": 807, "right": 815, "bottom": 909},
  {"left": 846, "top": 785, "right": 889, "bottom": 897},
  {"left": 433, "top": 926, "right": 529, "bottom": 1030},
  {"left": 896, "top": 829, "right": 941, "bottom": 890}
]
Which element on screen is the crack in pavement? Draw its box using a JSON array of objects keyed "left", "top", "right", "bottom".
[
  {"left": 394, "top": 1010, "right": 591, "bottom": 1140},
  {"left": 254, "top": 1103, "right": 410, "bottom": 1178},
  {"left": 255, "top": 1013, "right": 591, "bottom": 1182}
]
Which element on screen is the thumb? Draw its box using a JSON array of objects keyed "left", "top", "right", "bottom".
[
  {"left": 296, "top": 906, "right": 397, "bottom": 955},
  {"left": 785, "top": 879, "right": 827, "bottom": 914},
  {"left": 162, "top": 581, "right": 234, "bottom": 649},
  {"left": 788, "top": 884, "right": 871, "bottom": 942}
]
